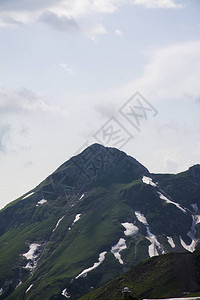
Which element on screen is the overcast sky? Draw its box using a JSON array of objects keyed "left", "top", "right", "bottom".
[{"left": 0, "top": 0, "right": 200, "bottom": 209}]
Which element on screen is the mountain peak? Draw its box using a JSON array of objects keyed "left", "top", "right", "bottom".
[
  {"left": 0, "top": 144, "right": 200, "bottom": 300},
  {"left": 52, "top": 143, "right": 149, "bottom": 192}
]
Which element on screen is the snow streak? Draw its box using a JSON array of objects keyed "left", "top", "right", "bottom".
[
  {"left": 135, "top": 211, "right": 164, "bottom": 257},
  {"left": 167, "top": 237, "right": 175, "bottom": 248},
  {"left": 52, "top": 216, "right": 65, "bottom": 232},
  {"left": 76, "top": 251, "right": 107, "bottom": 279},
  {"left": 26, "top": 284, "right": 33, "bottom": 293},
  {"left": 36, "top": 199, "right": 47, "bottom": 206},
  {"left": 157, "top": 192, "right": 186, "bottom": 213},
  {"left": 111, "top": 238, "right": 127, "bottom": 264},
  {"left": 79, "top": 194, "right": 85, "bottom": 200},
  {"left": 21, "top": 192, "right": 34, "bottom": 199}
]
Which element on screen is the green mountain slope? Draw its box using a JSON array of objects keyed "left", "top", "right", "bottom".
[
  {"left": 79, "top": 250, "right": 200, "bottom": 300},
  {"left": 0, "top": 144, "right": 199, "bottom": 299}
]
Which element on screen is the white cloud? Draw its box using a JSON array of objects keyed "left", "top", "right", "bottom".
[
  {"left": 0, "top": 85, "right": 69, "bottom": 116},
  {"left": 153, "top": 147, "right": 196, "bottom": 173},
  {"left": 59, "top": 64, "right": 74, "bottom": 75},
  {"left": 39, "top": 11, "right": 79, "bottom": 32},
  {"left": 118, "top": 40, "right": 200, "bottom": 102},
  {"left": 0, "top": 0, "right": 115, "bottom": 27},
  {"left": 85, "top": 23, "right": 108, "bottom": 41},
  {"left": 0, "top": 0, "right": 183, "bottom": 28},
  {"left": 133, "top": 0, "right": 183, "bottom": 9},
  {"left": 115, "top": 29, "right": 123, "bottom": 36}
]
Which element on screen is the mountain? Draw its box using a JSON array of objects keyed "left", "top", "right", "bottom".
[
  {"left": 79, "top": 250, "right": 200, "bottom": 300},
  {"left": 0, "top": 143, "right": 200, "bottom": 299}
]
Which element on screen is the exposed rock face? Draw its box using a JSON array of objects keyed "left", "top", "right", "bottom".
[{"left": 45, "top": 143, "right": 149, "bottom": 192}]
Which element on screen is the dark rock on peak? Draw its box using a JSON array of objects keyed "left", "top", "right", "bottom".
[
  {"left": 189, "top": 164, "right": 200, "bottom": 180},
  {"left": 49, "top": 143, "right": 149, "bottom": 192}
]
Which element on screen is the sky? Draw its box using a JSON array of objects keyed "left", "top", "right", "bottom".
[{"left": 0, "top": 0, "right": 200, "bottom": 209}]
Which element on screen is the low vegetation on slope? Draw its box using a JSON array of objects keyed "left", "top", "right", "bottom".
[{"left": 79, "top": 251, "right": 200, "bottom": 300}]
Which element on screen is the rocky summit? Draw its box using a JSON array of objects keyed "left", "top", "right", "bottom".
[{"left": 0, "top": 144, "right": 200, "bottom": 300}]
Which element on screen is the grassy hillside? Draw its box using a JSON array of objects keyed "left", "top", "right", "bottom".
[{"left": 79, "top": 251, "right": 200, "bottom": 300}]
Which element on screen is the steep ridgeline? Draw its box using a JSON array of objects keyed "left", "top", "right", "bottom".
[{"left": 0, "top": 144, "right": 199, "bottom": 300}]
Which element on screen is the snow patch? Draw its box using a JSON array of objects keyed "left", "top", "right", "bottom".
[
  {"left": 76, "top": 251, "right": 107, "bottom": 279},
  {"left": 111, "top": 238, "right": 127, "bottom": 264},
  {"left": 158, "top": 192, "right": 186, "bottom": 213},
  {"left": 16, "top": 281, "right": 22, "bottom": 289},
  {"left": 0, "top": 288, "right": 3, "bottom": 296},
  {"left": 23, "top": 243, "right": 40, "bottom": 271},
  {"left": 26, "top": 284, "right": 33, "bottom": 293},
  {"left": 121, "top": 222, "right": 138, "bottom": 237},
  {"left": 36, "top": 199, "right": 47, "bottom": 206},
  {"left": 52, "top": 216, "right": 65, "bottom": 232},
  {"left": 135, "top": 211, "right": 148, "bottom": 226},
  {"left": 180, "top": 235, "right": 197, "bottom": 252},
  {"left": 180, "top": 216, "right": 199, "bottom": 252},
  {"left": 167, "top": 237, "right": 175, "bottom": 248},
  {"left": 22, "top": 192, "right": 34, "bottom": 199},
  {"left": 68, "top": 214, "right": 81, "bottom": 230},
  {"left": 62, "top": 288, "right": 71, "bottom": 298},
  {"left": 142, "top": 176, "right": 157, "bottom": 187},
  {"left": 23, "top": 243, "right": 40, "bottom": 260},
  {"left": 135, "top": 211, "right": 164, "bottom": 257},
  {"left": 146, "top": 227, "right": 164, "bottom": 257},
  {"left": 79, "top": 194, "right": 85, "bottom": 200},
  {"left": 72, "top": 214, "right": 81, "bottom": 225}
]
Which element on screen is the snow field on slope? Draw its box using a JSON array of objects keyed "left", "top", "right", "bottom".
[
  {"left": 52, "top": 216, "right": 65, "bottom": 232},
  {"left": 23, "top": 243, "right": 41, "bottom": 271},
  {"left": 135, "top": 211, "right": 164, "bottom": 257},
  {"left": 111, "top": 238, "right": 127, "bottom": 264},
  {"left": 68, "top": 213, "right": 82, "bottom": 230},
  {"left": 23, "top": 243, "right": 40, "bottom": 260},
  {"left": 167, "top": 237, "right": 175, "bottom": 248},
  {"left": 157, "top": 192, "right": 186, "bottom": 213},
  {"left": 180, "top": 215, "right": 199, "bottom": 252},
  {"left": 62, "top": 288, "right": 71, "bottom": 298},
  {"left": 72, "top": 214, "right": 81, "bottom": 225},
  {"left": 36, "top": 199, "right": 47, "bottom": 206},
  {"left": 142, "top": 176, "right": 157, "bottom": 187},
  {"left": 121, "top": 222, "right": 139, "bottom": 236},
  {"left": 76, "top": 251, "right": 107, "bottom": 279},
  {"left": 142, "top": 175, "right": 186, "bottom": 214}
]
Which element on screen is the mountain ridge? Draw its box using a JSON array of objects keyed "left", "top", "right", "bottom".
[{"left": 0, "top": 143, "right": 200, "bottom": 299}]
